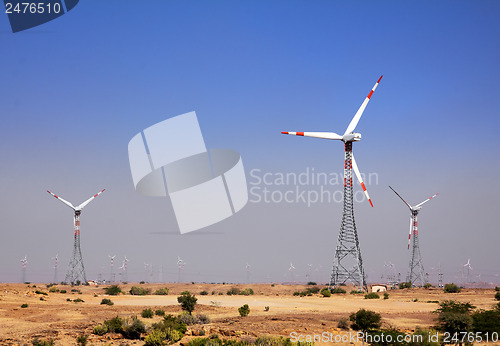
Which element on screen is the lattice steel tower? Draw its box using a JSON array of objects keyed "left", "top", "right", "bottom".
[
  {"left": 329, "top": 141, "right": 367, "bottom": 291},
  {"left": 47, "top": 189, "right": 105, "bottom": 284},
  {"left": 389, "top": 186, "right": 438, "bottom": 286},
  {"left": 282, "top": 76, "right": 383, "bottom": 292}
]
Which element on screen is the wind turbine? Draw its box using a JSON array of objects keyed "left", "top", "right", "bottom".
[
  {"left": 52, "top": 254, "right": 59, "bottom": 284},
  {"left": 245, "top": 263, "right": 251, "bottom": 283},
  {"left": 108, "top": 255, "right": 116, "bottom": 283},
  {"left": 464, "top": 258, "right": 473, "bottom": 284},
  {"left": 20, "top": 256, "right": 27, "bottom": 283},
  {"left": 282, "top": 76, "right": 382, "bottom": 291},
  {"left": 288, "top": 262, "right": 296, "bottom": 283},
  {"left": 118, "top": 256, "right": 129, "bottom": 283},
  {"left": 47, "top": 189, "right": 105, "bottom": 284},
  {"left": 177, "top": 256, "right": 186, "bottom": 283},
  {"left": 389, "top": 186, "right": 438, "bottom": 286}
]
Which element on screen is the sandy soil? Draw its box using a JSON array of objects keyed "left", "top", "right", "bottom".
[{"left": 0, "top": 283, "right": 498, "bottom": 345}]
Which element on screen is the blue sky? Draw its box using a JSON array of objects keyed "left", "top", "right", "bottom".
[{"left": 0, "top": 1, "right": 499, "bottom": 284}]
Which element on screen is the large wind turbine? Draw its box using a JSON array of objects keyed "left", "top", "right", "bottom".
[
  {"left": 47, "top": 189, "right": 105, "bottom": 284},
  {"left": 389, "top": 186, "right": 438, "bottom": 286},
  {"left": 282, "top": 76, "right": 382, "bottom": 291},
  {"left": 20, "top": 256, "right": 27, "bottom": 283}
]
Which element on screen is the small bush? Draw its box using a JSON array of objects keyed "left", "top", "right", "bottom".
[
  {"left": 59, "top": 289, "right": 67, "bottom": 294},
  {"left": 100, "top": 298, "right": 114, "bottom": 306},
  {"left": 331, "top": 287, "right": 346, "bottom": 294},
  {"left": 177, "top": 311, "right": 198, "bottom": 325},
  {"left": 240, "top": 288, "right": 254, "bottom": 296},
  {"left": 71, "top": 288, "right": 81, "bottom": 293},
  {"left": 154, "top": 287, "right": 169, "bottom": 295},
  {"left": 226, "top": 287, "right": 241, "bottom": 295},
  {"left": 142, "top": 308, "right": 154, "bottom": 318},
  {"left": 66, "top": 298, "right": 72, "bottom": 302},
  {"left": 35, "top": 290, "right": 48, "bottom": 296},
  {"left": 122, "top": 316, "right": 146, "bottom": 339},
  {"left": 399, "top": 282, "right": 412, "bottom": 289},
  {"left": 92, "top": 324, "right": 108, "bottom": 336},
  {"left": 383, "top": 292, "right": 389, "bottom": 300},
  {"left": 444, "top": 283, "right": 461, "bottom": 293},
  {"left": 197, "top": 313, "right": 210, "bottom": 324},
  {"left": 305, "top": 286, "right": 320, "bottom": 294},
  {"left": 144, "top": 329, "right": 167, "bottom": 346},
  {"left": 130, "top": 286, "right": 151, "bottom": 295},
  {"left": 264, "top": 306, "right": 270, "bottom": 311},
  {"left": 365, "top": 292, "right": 380, "bottom": 299},
  {"left": 495, "top": 286, "right": 500, "bottom": 292},
  {"left": 307, "top": 281, "right": 317, "bottom": 285},
  {"left": 31, "top": 338, "right": 55, "bottom": 346},
  {"left": 200, "top": 290, "right": 209, "bottom": 295},
  {"left": 49, "top": 286, "right": 59, "bottom": 293},
  {"left": 178, "top": 291, "right": 197, "bottom": 314},
  {"left": 155, "top": 309, "right": 166, "bottom": 316},
  {"left": 73, "top": 298, "right": 84, "bottom": 303},
  {"left": 321, "top": 288, "right": 331, "bottom": 297},
  {"left": 424, "top": 283, "right": 432, "bottom": 289},
  {"left": 21, "top": 303, "right": 28, "bottom": 308},
  {"left": 103, "top": 315, "right": 123, "bottom": 333},
  {"left": 238, "top": 304, "right": 250, "bottom": 317},
  {"left": 338, "top": 317, "right": 350, "bottom": 330},
  {"left": 495, "top": 292, "right": 500, "bottom": 301},
  {"left": 76, "top": 335, "right": 88, "bottom": 346},
  {"left": 350, "top": 290, "right": 363, "bottom": 294},
  {"left": 104, "top": 285, "right": 122, "bottom": 295}
]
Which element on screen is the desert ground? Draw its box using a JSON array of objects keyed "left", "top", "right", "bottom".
[{"left": 0, "top": 283, "right": 498, "bottom": 345}]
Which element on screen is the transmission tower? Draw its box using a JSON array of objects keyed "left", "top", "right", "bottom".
[{"left": 329, "top": 142, "right": 367, "bottom": 291}]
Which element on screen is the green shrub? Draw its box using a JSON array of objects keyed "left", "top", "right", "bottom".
[
  {"left": 307, "top": 281, "right": 317, "bottom": 286},
  {"left": 73, "top": 298, "right": 84, "bottom": 303},
  {"left": 104, "top": 285, "right": 122, "bottom": 295},
  {"left": 495, "top": 286, "right": 500, "bottom": 292},
  {"left": 59, "top": 289, "right": 67, "bottom": 294},
  {"left": 495, "top": 292, "right": 500, "bottom": 301},
  {"left": 71, "top": 288, "right": 81, "bottom": 293},
  {"left": 177, "top": 311, "right": 198, "bottom": 325},
  {"left": 365, "top": 292, "right": 380, "bottom": 299},
  {"left": 154, "top": 287, "right": 169, "bottom": 295},
  {"left": 472, "top": 308, "right": 500, "bottom": 333},
  {"left": 152, "top": 314, "right": 187, "bottom": 335},
  {"left": 383, "top": 292, "right": 389, "bottom": 300},
  {"left": 92, "top": 324, "right": 108, "bottom": 336},
  {"left": 35, "top": 290, "right": 48, "bottom": 296},
  {"left": 197, "top": 313, "right": 210, "bottom": 324},
  {"left": 200, "top": 290, "right": 209, "bottom": 295},
  {"left": 238, "top": 304, "right": 250, "bottom": 317},
  {"left": 48, "top": 286, "right": 59, "bottom": 293},
  {"left": 100, "top": 298, "right": 114, "bottom": 305},
  {"left": 76, "top": 335, "right": 88, "bottom": 346},
  {"left": 130, "top": 286, "right": 151, "bottom": 295},
  {"left": 155, "top": 309, "right": 166, "bottom": 316},
  {"left": 330, "top": 287, "right": 346, "bottom": 294},
  {"left": 444, "top": 283, "right": 461, "bottom": 293},
  {"left": 144, "top": 329, "right": 167, "bottom": 346},
  {"left": 350, "top": 290, "right": 363, "bottom": 294},
  {"left": 264, "top": 306, "right": 270, "bottom": 311},
  {"left": 66, "top": 298, "right": 72, "bottom": 302},
  {"left": 338, "top": 317, "right": 350, "bottom": 330},
  {"left": 31, "top": 338, "right": 54, "bottom": 346},
  {"left": 142, "top": 308, "right": 154, "bottom": 318},
  {"left": 240, "top": 288, "right": 254, "bottom": 296},
  {"left": 226, "top": 287, "right": 241, "bottom": 295},
  {"left": 305, "top": 286, "right": 320, "bottom": 294},
  {"left": 399, "top": 282, "right": 412, "bottom": 289},
  {"left": 178, "top": 291, "right": 197, "bottom": 314},
  {"left": 321, "top": 288, "right": 331, "bottom": 297},
  {"left": 424, "top": 283, "right": 432, "bottom": 289},
  {"left": 103, "top": 315, "right": 124, "bottom": 333},
  {"left": 122, "top": 316, "right": 147, "bottom": 339},
  {"left": 350, "top": 309, "right": 382, "bottom": 333},
  {"left": 21, "top": 303, "right": 28, "bottom": 308}
]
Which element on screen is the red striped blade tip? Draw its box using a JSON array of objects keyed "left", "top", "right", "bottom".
[{"left": 377, "top": 75, "right": 383, "bottom": 83}]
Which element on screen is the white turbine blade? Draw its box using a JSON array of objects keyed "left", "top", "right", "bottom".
[
  {"left": 281, "top": 131, "right": 343, "bottom": 140},
  {"left": 414, "top": 193, "right": 439, "bottom": 208},
  {"left": 408, "top": 217, "right": 412, "bottom": 250},
  {"left": 351, "top": 154, "right": 373, "bottom": 207},
  {"left": 344, "top": 75, "right": 383, "bottom": 135},
  {"left": 47, "top": 190, "right": 76, "bottom": 210},
  {"left": 388, "top": 186, "right": 412, "bottom": 210},
  {"left": 77, "top": 189, "right": 105, "bottom": 210}
]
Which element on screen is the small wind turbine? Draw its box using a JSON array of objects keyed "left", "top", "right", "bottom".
[
  {"left": 118, "top": 256, "right": 128, "bottom": 283},
  {"left": 245, "top": 263, "right": 251, "bottom": 283},
  {"left": 389, "top": 186, "right": 438, "bottom": 286},
  {"left": 464, "top": 258, "right": 473, "bottom": 284},
  {"left": 108, "top": 255, "right": 116, "bottom": 283},
  {"left": 177, "top": 256, "right": 186, "bottom": 283},
  {"left": 143, "top": 263, "right": 150, "bottom": 283},
  {"left": 52, "top": 254, "right": 59, "bottom": 284},
  {"left": 288, "top": 262, "right": 296, "bottom": 283},
  {"left": 20, "top": 256, "right": 28, "bottom": 283}
]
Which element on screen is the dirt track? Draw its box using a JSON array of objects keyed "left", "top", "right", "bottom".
[{"left": 0, "top": 283, "right": 498, "bottom": 345}]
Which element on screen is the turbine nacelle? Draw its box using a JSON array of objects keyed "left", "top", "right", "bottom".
[{"left": 343, "top": 133, "right": 361, "bottom": 142}]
